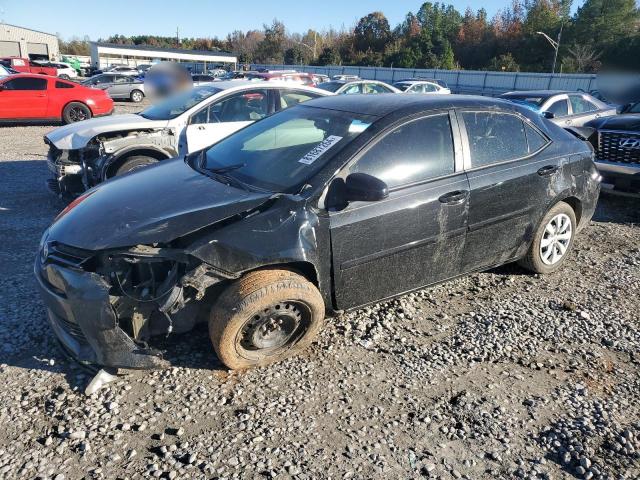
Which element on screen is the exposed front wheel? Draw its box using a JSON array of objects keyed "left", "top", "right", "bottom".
[
  {"left": 209, "top": 270, "right": 325, "bottom": 369},
  {"left": 518, "top": 201, "right": 576, "bottom": 274},
  {"left": 114, "top": 155, "right": 158, "bottom": 176},
  {"left": 62, "top": 102, "right": 92, "bottom": 124}
]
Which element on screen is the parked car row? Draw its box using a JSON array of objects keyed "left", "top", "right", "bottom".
[{"left": 35, "top": 93, "right": 601, "bottom": 372}]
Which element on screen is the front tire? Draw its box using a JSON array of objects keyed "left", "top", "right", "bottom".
[
  {"left": 209, "top": 270, "right": 325, "bottom": 369},
  {"left": 518, "top": 201, "right": 576, "bottom": 274},
  {"left": 114, "top": 155, "right": 158, "bottom": 176},
  {"left": 130, "top": 89, "right": 144, "bottom": 103},
  {"left": 62, "top": 102, "right": 92, "bottom": 124}
]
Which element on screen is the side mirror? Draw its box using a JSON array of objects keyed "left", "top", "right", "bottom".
[
  {"left": 542, "top": 111, "right": 555, "bottom": 119},
  {"left": 345, "top": 173, "right": 388, "bottom": 202}
]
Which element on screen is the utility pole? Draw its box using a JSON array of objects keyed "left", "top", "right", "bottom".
[
  {"left": 536, "top": 22, "right": 563, "bottom": 74},
  {"left": 176, "top": 27, "right": 180, "bottom": 48}
]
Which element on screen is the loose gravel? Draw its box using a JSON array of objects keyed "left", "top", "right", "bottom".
[{"left": 0, "top": 103, "right": 638, "bottom": 479}]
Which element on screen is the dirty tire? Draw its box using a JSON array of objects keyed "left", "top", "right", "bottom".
[
  {"left": 130, "top": 89, "right": 144, "bottom": 102},
  {"left": 114, "top": 156, "right": 158, "bottom": 176},
  {"left": 62, "top": 102, "right": 92, "bottom": 124},
  {"left": 209, "top": 269, "right": 325, "bottom": 370},
  {"left": 518, "top": 201, "right": 576, "bottom": 274}
]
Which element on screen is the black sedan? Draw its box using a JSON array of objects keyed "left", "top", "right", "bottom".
[{"left": 35, "top": 95, "right": 600, "bottom": 371}]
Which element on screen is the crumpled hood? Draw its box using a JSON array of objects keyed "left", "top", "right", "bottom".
[
  {"left": 588, "top": 113, "right": 640, "bottom": 131},
  {"left": 45, "top": 114, "right": 170, "bottom": 150},
  {"left": 47, "top": 158, "right": 273, "bottom": 250}
]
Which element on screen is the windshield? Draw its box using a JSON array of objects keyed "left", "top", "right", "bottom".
[
  {"left": 200, "top": 105, "right": 376, "bottom": 192},
  {"left": 139, "top": 86, "right": 222, "bottom": 120},
  {"left": 318, "top": 81, "right": 343, "bottom": 93},
  {"left": 393, "top": 82, "right": 411, "bottom": 92}
]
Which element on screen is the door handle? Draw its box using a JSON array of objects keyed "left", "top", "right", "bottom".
[
  {"left": 438, "top": 190, "right": 468, "bottom": 205},
  {"left": 197, "top": 125, "right": 205, "bottom": 131},
  {"left": 537, "top": 165, "right": 559, "bottom": 176}
]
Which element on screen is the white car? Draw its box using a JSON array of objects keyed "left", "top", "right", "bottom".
[
  {"left": 393, "top": 80, "right": 451, "bottom": 95},
  {"left": 34, "top": 60, "right": 78, "bottom": 80},
  {"left": 318, "top": 79, "right": 400, "bottom": 95},
  {"left": 45, "top": 81, "right": 333, "bottom": 196}
]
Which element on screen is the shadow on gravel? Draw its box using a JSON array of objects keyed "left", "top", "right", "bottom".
[{"left": 594, "top": 192, "right": 640, "bottom": 224}]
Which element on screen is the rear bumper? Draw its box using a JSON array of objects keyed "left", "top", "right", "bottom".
[{"left": 34, "top": 257, "right": 169, "bottom": 370}]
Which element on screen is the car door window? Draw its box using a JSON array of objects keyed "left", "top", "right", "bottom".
[
  {"left": 462, "top": 112, "right": 529, "bottom": 167},
  {"left": 350, "top": 114, "right": 455, "bottom": 189},
  {"left": 423, "top": 83, "right": 438, "bottom": 92},
  {"left": 408, "top": 84, "right": 424, "bottom": 94},
  {"left": 55, "top": 81, "right": 74, "bottom": 89},
  {"left": 3, "top": 77, "right": 47, "bottom": 90},
  {"left": 209, "top": 89, "right": 269, "bottom": 122},
  {"left": 342, "top": 84, "right": 361, "bottom": 95},
  {"left": 114, "top": 75, "right": 130, "bottom": 84},
  {"left": 362, "top": 83, "right": 389, "bottom": 94},
  {"left": 279, "top": 90, "right": 320, "bottom": 109},
  {"left": 569, "top": 95, "right": 598, "bottom": 114},
  {"left": 524, "top": 122, "right": 548, "bottom": 153},
  {"left": 546, "top": 99, "right": 569, "bottom": 117}
]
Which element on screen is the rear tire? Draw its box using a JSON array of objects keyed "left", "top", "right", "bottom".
[
  {"left": 114, "top": 155, "right": 158, "bottom": 176},
  {"left": 209, "top": 269, "right": 325, "bottom": 370},
  {"left": 130, "top": 89, "right": 144, "bottom": 103},
  {"left": 518, "top": 201, "right": 576, "bottom": 274},
  {"left": 62, "top": 102, "right": 92, "bottom": 124}
]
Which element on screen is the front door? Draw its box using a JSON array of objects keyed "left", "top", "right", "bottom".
[
  {"left": 185, "top": 88, "right": 271, "bottom": 153},
  {"left": 458, "top": 110, "right": 561, "bottom": 271},
  {"left": 0, "top": 76, "right": 49, "bottom": 118},
  {"left": 328, "top": 112, "right": 470, "bottom": 309}
]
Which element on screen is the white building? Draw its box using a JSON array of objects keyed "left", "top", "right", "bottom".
[
  {"left": 0, "top": 24, "right": 59, "bottom": 60},
  {"left": 90, "top": 42, "right": 237, "bottom": 71}
]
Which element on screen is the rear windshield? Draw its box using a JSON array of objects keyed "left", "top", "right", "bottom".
[
  {"left": 393, "top": 82, "right": 411, "bottom": 92},
  {"left": 502, "top": 95, "right": 545, "bottom": 108},
  {"left": 139, "top": 86, "right": 221, "bottom": 120},
  {"left": 199, "top": 105, "right": 376, "bottom": 192}
]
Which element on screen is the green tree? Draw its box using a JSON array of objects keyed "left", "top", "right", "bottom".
[
  {"left": 354, "top": 12, "right": 391, "bottom": 53},
  {"left": 316, "top": 46, "right": 342, "bottom": 66},
  {"left": 487, "top": 53, "right": 521, "bottom": 71},
  {"left": 572, "top": 0, "right": 639, "bottom": 47},
  {"left": 255, "top": 19, "right": 287, "bottom": 64}
]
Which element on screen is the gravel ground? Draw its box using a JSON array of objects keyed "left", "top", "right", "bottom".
[{"left": 0, "top": 103, "right": 638, "bottom": 480}]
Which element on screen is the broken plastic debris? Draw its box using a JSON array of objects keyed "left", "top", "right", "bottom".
[{"left": 85, "top": 368, "right": 118, "bottom": 395}]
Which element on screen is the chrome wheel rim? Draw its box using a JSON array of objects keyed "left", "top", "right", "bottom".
[{"left": 539, "top": 213, "right": 572, "bottom": 265}]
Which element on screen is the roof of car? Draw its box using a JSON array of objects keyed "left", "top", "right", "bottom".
[
  {"left": 501, "top": 90, "right": 572, "bottom": 98},
  {"left": 204, "top": 80, "right": 329, "bottom": 93},
  {"left": 300, "top": 94, "right": 521, "bottom": 117},
  {"left": 394, "top": 80, "right": 440, "bottom": 85}
]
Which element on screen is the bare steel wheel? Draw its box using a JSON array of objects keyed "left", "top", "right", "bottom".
[
  {"left": 518, "top": 201, "right": 576, "bottom": 274},
  {"left": 539, "top": 213, "right": 572, "bottom": 265},
  {"left": 209, "top": 270, "right": 325, "bottom": 369}
]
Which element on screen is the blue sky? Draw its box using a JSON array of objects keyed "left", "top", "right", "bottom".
[{"left": 1, "top": 0, "right": 579, "bottom": 40}]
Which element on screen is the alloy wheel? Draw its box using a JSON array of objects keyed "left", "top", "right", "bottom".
[{"left": 539, "top": 213, "right": 572, "bottom": 265}]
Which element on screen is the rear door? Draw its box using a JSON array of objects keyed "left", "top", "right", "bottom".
[
  {"left": 328, "top": 112, "right": 470, "bottom": 309},
  {"left": 458, "top": 110, "right": 556, "bottom": 271},
  {"left": 185, "top": 88, "right": 272, "bottom": 153},
  {"left": 567, "top": 94, "right": 606, "bottom": 126},
  {"left": 108, "top": 75, "right": 131, "bottom": 99},
  {"left": 0, "top": 76, "right": 49, "bottom": 118}
]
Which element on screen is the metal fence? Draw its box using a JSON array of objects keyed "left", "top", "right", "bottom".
[{"left": 251, "top": 64, "right": 600, "bottom": 96}]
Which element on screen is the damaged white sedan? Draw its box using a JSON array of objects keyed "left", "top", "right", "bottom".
[{"left": 44, "top": 81, "right": 331, "bottom": 196}]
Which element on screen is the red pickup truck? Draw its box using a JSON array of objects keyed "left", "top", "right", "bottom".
[{"left": 0, "top": 57, "right": 57, "bottom": 76}]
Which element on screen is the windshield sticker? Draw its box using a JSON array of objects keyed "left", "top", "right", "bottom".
[
  {"left": 348, "top": 120, "right": 371, "bottom": 133},
  {"left": 298, "top": 135, "right": 343, "bottom": 165}
]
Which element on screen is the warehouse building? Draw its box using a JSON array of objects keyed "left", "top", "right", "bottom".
[
  {"left": 90, "top": 42, "right": 237, "bottom": 71},
  {"left": 0, "top": 24, "right": 59, "bottom": 60}
]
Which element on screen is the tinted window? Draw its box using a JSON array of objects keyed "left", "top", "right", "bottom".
[
  {"left": 569, "top": 95, "right": 598, "bottom": 114},
  {"left": 210, "top": 89, "right": 269, "bottom": 122},
  {"left": 462, "top": 112, "right": 528, "bottom": 167},
  {"left": 547, "top": 99, "right": 569, "bottom": 117},
  {"left": 524, "top": 123, "right": 548, "bottom": 152},
  {"left": 55, "top": 81, "right": 74, "bottom": 89},
  {"left": 3, "top": 77, "right": 47, "bottom": 90},
  {"left": 351, "top": 114, "right": 455, "bottom": 188},
  {"left": 628, "top": 102, "right": 640, "bottom": 113},
  {"left": 280, "top": 90, "right": 320, "bottom": 109}
]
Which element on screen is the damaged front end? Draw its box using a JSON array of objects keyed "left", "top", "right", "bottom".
[
  {"left": 45, "top": 128, "right": 176, "bottom": 197},
  {"left": 35, "top": 239, "right": 236, "bottom": 370}
]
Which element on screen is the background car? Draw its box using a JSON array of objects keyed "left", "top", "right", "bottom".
[
  {"left": 500, "top": 90, "right": 617, "bottom": 127},
  {"left": 34, "top": 60, "right": 78, "bottom": 80},
  {"left": 332, "top": 74, "right": 360, "bottom": 81},
  {"left": 44, "top": 81, "right": 333, "bottom": 195},
  {"left": 393, "top": 80, "right": 451, "bottom": 94},
  {"left": 192, "top": 74, "right": 216, "bottom": 86},
  {"left": 318, "top": 79, "right": 400, "bottom": 95},
  {"left": 0, "top": 57, "right": 58, "bottom": 76},
  {"left": 82, "top": 73, "right": 146, "bottom": 102},
  {"left": 312, "top": 73, "right": 330, "bottom": 84},
  {"left": 246, "top": 71, "right": 316, "bottom": 86},
  {"left": 0, "top": 74, "right": 113, "bottom": 124}
]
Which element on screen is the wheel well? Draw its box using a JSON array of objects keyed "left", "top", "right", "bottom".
[
  {"left": 62, "top": 100, "right": 91, "bottom": 116},
  {"left": 250, "top": 262, "right": 319, "bottom": 288},
  {"left": 560, "top": 196, "right": 583, "bottom": 225},
  {"left": 105, "top": 149, "right": 170, "bottom": 178},
  {"left": 131, "top": 88, "right": 144, "bottom": 96}
]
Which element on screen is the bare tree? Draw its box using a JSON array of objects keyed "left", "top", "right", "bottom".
[{"left": 567, "top": 44, "right": 602, "bottom": 72}]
